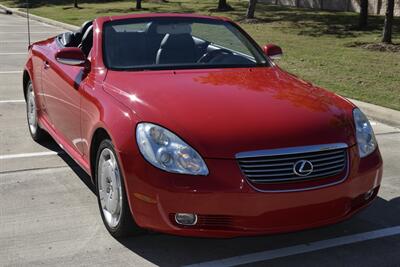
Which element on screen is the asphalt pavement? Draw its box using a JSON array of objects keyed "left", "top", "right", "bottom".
[{"left": 1, "top": 10, "right": 400, "bottom": 267}]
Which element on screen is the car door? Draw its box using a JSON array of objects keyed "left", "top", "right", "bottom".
[
  {"left": 41, "top": 43, "right": 85, "bottom": 155},
  {"left": 30, "top": 47, "right": 48, "bottom": 117}
]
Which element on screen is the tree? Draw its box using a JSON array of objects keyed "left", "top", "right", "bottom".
[
  {"left": 136, "top": 0, "right": 142, "bottom": 9},
  {"left": 382, "top": 0, "right": 395, "bottom": 43},
  {"left": 246, "top": 0, "right": 257, "bottom": 19},
  {"left": 359, "top": 0, "right": 368, "bottom": 29},
  {"left": 74, "top": 0, "right": 78, "bottom": 8},
  {"left": 218, "top": 0, "right": 231, "bottom": 11}
]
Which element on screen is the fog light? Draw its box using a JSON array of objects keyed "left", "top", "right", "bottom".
[
  {"left": 364, "top": 189, "right": 374, "bottom": 200},
  {"left": 175, "top": 213, "right": 197, "bottom": 226}
]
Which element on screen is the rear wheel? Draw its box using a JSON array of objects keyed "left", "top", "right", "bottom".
[
  {"left": 95, "top": 139, "right": 141, "bottom": 237},
  {"left": 26, "top": 81, "right": 47, "bottom": 142}
]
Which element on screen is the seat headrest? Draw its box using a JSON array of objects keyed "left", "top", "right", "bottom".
[
  {"left": 80, "top": 20, "right": 93, "bottom": 35},
  {"left": 145, "top": 22, "right": 158, "bottom": 34},
  {"left": 160, "top": 34, "right": 194, "bottom": 50},
  {"left": 81, "top": 25, "right": 93, "bottom": 43},
  {"left": 80, "top": 25, "right": 93, "bottom": 56}
]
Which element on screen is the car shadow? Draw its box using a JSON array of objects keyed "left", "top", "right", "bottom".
[
  {"left": 112, "top": 196, "right": 400, "bottom": 266},
  {"left": 58, "top": 151, "right": 96, "bottom": 194},
  {"left": 53, "top": 145, "right": 400, "bottom": 266},
  {"left": 39, "top": 136, "right": 96, "bottom": 194}
]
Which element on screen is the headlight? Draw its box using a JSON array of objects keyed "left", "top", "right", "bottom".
[
  {"left": 136, "top": 123, "right": 209, "bottom": 175},
  {"left": 353, "top": 108, "right": 377, "bottom": 158}
]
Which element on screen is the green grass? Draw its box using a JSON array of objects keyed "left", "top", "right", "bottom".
[{"left": 2, "top": 0, "right": 399, "bottom": 110}]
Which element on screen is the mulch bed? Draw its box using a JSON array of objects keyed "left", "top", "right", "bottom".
[{"left": 346, "top": 41, "right": 400, "bottom": 53}]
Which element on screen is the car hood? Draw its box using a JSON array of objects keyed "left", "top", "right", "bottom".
[{"left": 104, "top": 67, "right": 356, "bottom": 159}]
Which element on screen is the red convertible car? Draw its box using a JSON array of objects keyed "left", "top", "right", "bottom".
[{"left": 24, "top": 13, "right": 382, "bottom": 238}]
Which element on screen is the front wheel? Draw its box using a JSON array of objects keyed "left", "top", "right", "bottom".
[
  {"left": 95, "top": 139, "right": 141, "bottom": 237},
  {"left": 26, "top": 81, "right": 47, "bottom": 142}
]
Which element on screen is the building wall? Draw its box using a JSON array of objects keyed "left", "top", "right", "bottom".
[{"left": 261, "top": 0, "right": 400, "bottom": 16}]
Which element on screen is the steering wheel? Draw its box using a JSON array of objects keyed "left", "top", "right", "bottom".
[{"left": 197, "top": 49, "right": 233, "bottom": 63}]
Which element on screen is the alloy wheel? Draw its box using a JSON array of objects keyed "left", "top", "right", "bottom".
[
  {"left": 97, "top": 148, "right": 123, "bottom": 228},
  {"left": 27, "top": 83, "right": 38, "bottom": 135}
]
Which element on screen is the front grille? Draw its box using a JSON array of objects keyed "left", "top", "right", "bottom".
[
  {"left": 237, "top": 143, "right": 348, "bottom": 184},
  {"left": 170, "top": 214, "right": 234, "bottom": 229},
  {"left": 197, "top": 215, "right": 234, "bottom": 228}
]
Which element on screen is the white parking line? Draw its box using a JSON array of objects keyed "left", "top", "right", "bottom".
[
  {"left": 0, "top": 40, "right": 27, "bottom": 43},
  {"left": 0, "top": 100, "right": 25, "bottom": 103},
  {"left": 0, "top": 151, "right": 64, "bottom": 160},
  {"left": 0, "top": 71, "right": 22, "bottom": 74},
  {"left": 185, "top": 226, "right": 400, "bottom": 267},
  {"left": 0, "top": 52, "right": 26, "bottom": 55},
  {"left": 0, "top": 31, "right": 58, "bottom": 34}
]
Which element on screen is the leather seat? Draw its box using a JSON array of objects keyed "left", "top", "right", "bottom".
[
  {"left": 66, "top": 20, "right": 92, "bottom": 47},
  {"left": 156, "top": 34, "right": 196, "bottom": 65},
  {"left": 79, "top": 21, "right": 93, "bottom": 37},
  {"left": 145, "top": 22, "right": 165, "bottom": 63},
  {"left": 79, "top": 25, "right": 93, "bottom": 57}
]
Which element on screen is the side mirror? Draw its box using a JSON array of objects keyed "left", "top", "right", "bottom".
[
  {"left": 55, "top": 47, "right": 89, "bottom": 69},
  {"left": 262, "top": 44, "right": 283, "bottom": 61}
]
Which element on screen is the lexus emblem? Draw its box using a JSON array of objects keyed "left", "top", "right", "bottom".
[{"left": 293, "top": 160, "right": 314, "bottom": 176}]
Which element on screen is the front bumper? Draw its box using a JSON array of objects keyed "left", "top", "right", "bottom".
[{"left": 119, "top": 145, "right": 383, "bottom": 238}]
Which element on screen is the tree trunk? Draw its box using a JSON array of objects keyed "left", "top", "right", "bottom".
[
  {"left": 218, "top": 0, "right": 230, "bottom": 10},
  {"left": 382, "top": 0, "right": 394, "bottom": 43},
  {"left": 359, "top": 0, "right": 368, "bottom": 29},
  {"left": 136, "top": 0, "right": 142, "bottom": 9},
  {"left": 246, "top": 0, "right": 257, "bottom": 19},
  {"left": 74, "top": 0, "right": 78, "bottom": 8}
]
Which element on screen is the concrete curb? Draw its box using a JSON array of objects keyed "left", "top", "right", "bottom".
[
  {"left": 349, "top": 99, "right": 400, "bottom": 129},
  {"left": 1, "top": 3, "right": 399, "bottom": 128},
  {"left": 0, "top": 4, "right": 12, "bottom": 14},
  {"left": 0, "top": 4, "right": 79, "bottom": 31}
]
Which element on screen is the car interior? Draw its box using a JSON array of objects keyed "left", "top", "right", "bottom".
[
  {"left": 57, "top": 20, "right": 93, "bottom": 50},
  {"left": 57, "top": 20, "right": 256, "bottom": 68},
  {"left": 103, "top": 22, "right": 232, "bottom": 68}
]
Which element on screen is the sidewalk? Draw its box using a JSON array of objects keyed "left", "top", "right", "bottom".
[{"left": 349, "top": 99, "right": 400, "bottom": 128}]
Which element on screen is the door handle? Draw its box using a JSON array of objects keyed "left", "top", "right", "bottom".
[{"left": 43, "top": 61, "right": 50, "bottom": 69}]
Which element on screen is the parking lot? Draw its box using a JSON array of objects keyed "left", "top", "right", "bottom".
[{"left": 1, "top": 10, "right": 400, "bottom": 267}]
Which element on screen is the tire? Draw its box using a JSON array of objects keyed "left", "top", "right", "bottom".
[
  {"left": 95, "top": 139, "right": 141, "bottom": 237},
  {"left": 25, "top": 81, "right": 48, "bottom": 142}
]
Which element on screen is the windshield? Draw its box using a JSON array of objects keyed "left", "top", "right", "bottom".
[{"left": 103, "top": 17, "right": 269, "bottom": 70}]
